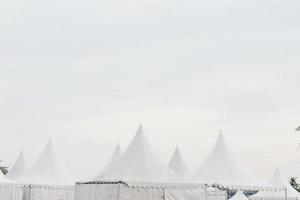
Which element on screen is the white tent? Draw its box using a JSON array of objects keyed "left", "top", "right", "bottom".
[
  {"left": 93, "top": 144, "right": 122, "bottom": 179},
  {"left": 193, "top": 132, "right": 266, "bottom": 188},
  {"left": 93, "top": 125, "right": 184, "bottom": 183},
  {"left": 230, "top": 191, "right": 249, "bottom": 200},
  {"left": 17, "top": 139, "right": 76, "bottom": 200},
  {"left": 168, "top": 145, "right": 190, "bottom": 177},
  {"left": 250, "top": 167, "right": 299, "bottom": 200},
  {"left": 6, "top": 150, "right": 27, "bottom": 180},
  {"left": 76, "top": 125, "right": 226, "bottom": 200},
  {"left": 0, "top": 171, "right": 23, "bottom": 200}
]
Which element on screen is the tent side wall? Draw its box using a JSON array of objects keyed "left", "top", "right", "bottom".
[
  {"left": 75, "top": 183, "right": 119, "bottom": 200},
  {"left": 207, "top": 188, "right": 227, "bottom": 200},
  {"left": 0, "top": 183, "right": 23, "bottom": 200},
  {"left": 250, "top": 194, "right": 298, "bottom": 200},
  {"left": 75, "top": 182, "right": 227, "bottom": 200},
  {"left": 23, "top": 184, "right": 75, "bottom": 200},
  {"left": 120, "top": 184, "right": 164, "bottom": 200},
  {"left": 250, "top": 196, "right": 298, "bottom": 200}
]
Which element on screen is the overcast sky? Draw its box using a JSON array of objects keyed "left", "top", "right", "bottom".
[{"left": 1, "top": 0, "right": 300, "bottom": 180}]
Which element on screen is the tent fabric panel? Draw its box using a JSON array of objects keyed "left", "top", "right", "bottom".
[
  {"left": 120, "top": 184, "right": 164, "bottom": 200},
  {"left": 75, "top": 183, "right": 119, "bottom": 200},
  {"left": 251, "top": 197, "right": 297, "bottom": 200},
  {"left": 250, "top": 191, "right": 298, "bottom": 200},
  {"left": 165, "top": 188, "right": 206, "bottom": 200},
  {"left": 0, "top": 184, "right": 23, "bottom": 200},
  {"left": 206, "top": 189, "right": 227, "bottom": 200},
  {"left": 74, "top": 183, "right": 226, "bottom": 200},
  {"left": 23, "top": 184, "right": 74, "bottom": 200}
]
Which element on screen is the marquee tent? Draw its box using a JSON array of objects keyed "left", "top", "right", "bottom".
[
  {"left": 6, "top": 150, "right": 27, "bottom": 180},
  {"left": 168, "top": 145, "right": 190, "bottom": 177},
  {"left": 193, "top": 132, "right": 267, "bottom": 188},
  {"left": 0, "top": 171, "right": 23, "bottom": 200},
  {"left": 250, "top": 167, "right": 299, "bottom": 200},
  {"left": 230, "top": 191, "right": 249, "bottom": 200},
  {"left": 76, "top": 125, "right": 226, "bottom": 200},
  {"left": 17, "top": 139, "right": 76, "bottom": 200},
  {"left": 92, "top": 125, "right": 184, "bottom": 183}
]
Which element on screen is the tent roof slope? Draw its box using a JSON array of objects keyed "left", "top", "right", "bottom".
[
  {"left": 193, "top": 132, "right": 266, "bottom": 187},
  {"left": 93, "top": 144, "right": 122, "bottom": 179},
  {"left": 94, "top": 125, "right": 185, "bottom": 183},
  {"left": 230, "top": 191, "right": 249, "bottom": 200},
  {"left": 6, "top": 150, "right": 27, "bottom": 180},
  {"left": 17, "top": 139, "right": 76, "bottom": 185},
  {"left": 168, "top": 145, "right": 190, "bottom": 177}
]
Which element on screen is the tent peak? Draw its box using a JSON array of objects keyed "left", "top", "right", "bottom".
[
  {"left": 5, "top": 150, "right": 27, "bottom": 180},
  {"left": 97, "top": 125, "right": 184, "bottom": 183},
  {"left": 47, "top": 138, "right": 53, "bottom": 146},
  {"left": 136, "top": 124, "right": 144, "bottom": 135},
  {"left": 193, "top": 132, "right": 266, "bottom": 186},
  {"left": 217, "top": 131, "right": 225, "bottom": 142},
  {"left": 17, "top": 140, "right": 75, "bottom": 185},
  {"left": 168, "top": 145, "right": 189, "bottom": 177},
  {"left": 230, "top": 191, "right": 248, "bottom": 200}
]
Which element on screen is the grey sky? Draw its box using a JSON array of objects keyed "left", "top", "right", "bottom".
[{"left": 0, "top": 0, "right": 300, "bottom": 180}]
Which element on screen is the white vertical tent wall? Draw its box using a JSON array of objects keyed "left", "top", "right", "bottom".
[
  {"left": 6, "top": 150, "right": 28, "bottom": 180},
  {"left": 76, "top": 181, "right": 227, "bottom": 200},
  {"left": 193, "top": 132, "right": 267, "bottom": 188},
  {"left": 168, "top": 145, "right": 190, "bottom": 177},
  {"left": 0, "top": 171, "right": 23, "bottom": 200},
  {"left": 17, "top": 139, "right": 76, "bottom": 200},
  {"left": 250, "top": 167, "right": 299, "bottom": 200},
  {"left": 76, "top": 125, "right": 226, "bottom": 200}
]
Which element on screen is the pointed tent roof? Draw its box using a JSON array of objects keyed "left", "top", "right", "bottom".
[
  {"left": 230, "top": 191, "right": 249, "bottom": 200},
  {"left": 252, "top": 167, "right": 299, "bottom": 199},
  {"left": 270, "top": 167, "right": 299, "bottom": 197},
  {"left": 93, "top": 144, "right": 122, "bottom": 178},
  {"left": 6, "top": 150, "right": 27, "bottom": 180},
  {"left": 94, "top": 125, "right": 184, "bottom": 183},
  {"left": 17, "top": 139, "right": 75, "bottom": 185},
  {"left": 168, "top": 145, "right": 190, "bottom": 177},
  {"left": 193, "top": 132, "right": 265, "bottom": 187}
]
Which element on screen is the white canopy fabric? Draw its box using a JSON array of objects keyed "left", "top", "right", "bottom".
[
  {"left": 100, "top": 145, "right": 122, "bottom": 175},
  {"left": 168, "top": 145, "right": 190, "bottom": 177},
  {"left": 251, "top": 167, "right": 299, "bottom": 199},
  {"left": 193, "top": 132, "right": 266, "bottom": 187},
  {"left": 230, "top": 191, "right": 249, "bottom": 200},
  {"left": 6, "top": 150, "right": 27, "bottom": 180},
  {"left": 0, "top": 171, "right": 23, "bottom": 200},
  {"left": 17, "top": 139, "right": 75, "bottom": 185},
  {"left": 93, "top": 125, "right": 184, "bottom": 183},
  {"left": 269, "top": 168, "right": 298, "bottom": 197},
  {"left": 0, "top": 171, "right": 11, "bottom": 183}
]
